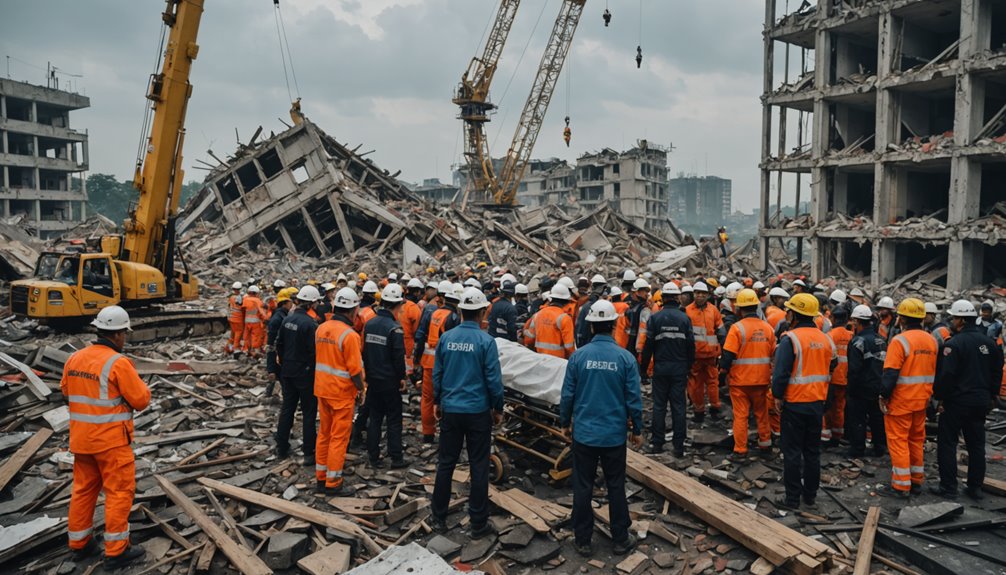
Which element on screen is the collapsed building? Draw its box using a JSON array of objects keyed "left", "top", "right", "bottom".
[{"left": 760, "top": 0, "right": 1006, "bottom": 293}]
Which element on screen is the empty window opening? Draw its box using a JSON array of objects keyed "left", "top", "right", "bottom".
[
  {"left": 895, "top": 17, "right": 961, "bottom": 73},
  {"left": 902, "top": 169, "right": 950, "bottom": 222},
  {"left": 257, "top": 148, "right": 284, "bottom": 180},
  {"left": 290, "top": 162, "right": 310, "bottom": 185},
  {"left": 216, "top": 175, "right": 241, "bottom": 206},
  {"left": 828, "top": 104, "right": 876, "bottom": 153},
  {"left": 893, "top": 242, "right": 948, "bottom": 287},
  {"left": 8, "top": 166, "right": 35, "bottom": 188},
  {"left": 826, "top": 168, "right": 874, "bottom": 218},
  {"left": 35, "top": 104, "right": 67, "bottom": 127},
  {"left": 898, "top": 90, "right": 955, "bottom": 142},
  {"left": 235, "top": 162, "right": 262, "bottom": 193},
  {"left": 4, "top": 98, "right": 31, "bottom": 121},
  {"left": 39, "top": 169, "right": 67, "bottom": 191},
  {"left": 39, "top": 200, "right": 68, "bottom": 221},
  {"left": 6, "top": 132, "right": 33, "bottom": 156},
  {"left": 991, "top": 1, "right": 1006, "bottom": 53},
  {"left": 978, "top": 78, "right": 1006, "bottom": 141},
  {"left": 981, "top": 242, "right": 1006, "bottom": 284},
  {"left": 9, "top": 199, "right": 35, "bottom": 218},
  {"left": 980, "top": 162, "right": 1006, "bottom": 214},
  {"left": 831, "top": 36, "right": 877, "bottom": 84}
]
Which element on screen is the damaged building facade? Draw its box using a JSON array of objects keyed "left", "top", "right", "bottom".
[
  {"left": 575, "top": 142, "right": 671, "bottom": 232},
  {"left": 0, "top": 78, "right": 90, "bottom": 237},
  {"left": 760, "top": 0, "right": 1006, "bottom": 292}
]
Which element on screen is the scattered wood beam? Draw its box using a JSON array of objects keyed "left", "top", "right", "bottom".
[
  {"left": 0, "top": 428, "right": 53, "bottom": 492},
  {"left": 853, "top": 506, "right": 880, "bottom": 575}
]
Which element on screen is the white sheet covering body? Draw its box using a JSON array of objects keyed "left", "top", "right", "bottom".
[{"left": 495, "top": 337, "right": 567, "bottom": 407}]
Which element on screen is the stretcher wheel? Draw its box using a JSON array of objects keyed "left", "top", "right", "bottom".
[{"left": 489, "top": 450, "right": 511, "bottom": 484}]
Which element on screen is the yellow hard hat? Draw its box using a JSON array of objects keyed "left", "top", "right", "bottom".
[
  {"left": 705, "top": 277, "right": 720, "bottom": 289},
  {"left": 735, "top": 288, "right": 760, "bottom": 308},
  {"left": 307, "top": 279, "right": 318, "bottom": 286},
  {"left": 426, "top": 267, "right": 436, "bottom": 275},
  {"left": 785, "top": 293, "right": 820, "bottom": 317},
  {"left": 477, "top": 261, "right": 488, "bottom": 269},
  {"left": 358, "top": 272, "right": 368, "bottom": 281},
  {"left": 652, "top": 290, "right": 662, "bottom": 303},
  {"left": 277, "top": 287, "right": 297, "bottom": 303},
  {"left": 897, "top": 298, "right": 926, "bottom": 319}
]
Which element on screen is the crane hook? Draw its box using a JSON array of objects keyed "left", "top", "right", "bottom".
[
  {"left": 636, "top": 46, "right": 643, "bottom": 69},
  {"left": 603, "top": 9, "right": 611, "bottom": 27}
]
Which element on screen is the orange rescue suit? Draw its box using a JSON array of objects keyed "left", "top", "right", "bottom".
[
  {"left": 398, "top": 299, "right": 422, "bottom": 373},
  {"left": 685, "top": 302, "right": 724, "bottom": 414},
  {"left": 227, "top": 293, "right": 244, "bottom": 353},
  {"left": 525, "top": 305, "right": 575, "bottom": 359},
  {"left": 314, "top": 317, "right": 363, "bottom": 489},
  {"left": 883, "top": 329, "right": 937, "bottom": 491},
  {"left": 242, "top": 295, "right": 267, "bottom": 357},
  {"left": 823, "top": 326, "right": 853, "bottom": 441},
  {"left": 613, "top": 300, "right": 631, "bottom": 349},
  {"left": 421, "top": 308, "right": 453, "bottom": 436},
  {"left": 723, "top": 317, "right": 776, "bottom": 454}
]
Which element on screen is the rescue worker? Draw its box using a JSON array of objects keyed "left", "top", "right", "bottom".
[
  {"left": 640, "top": 283, "right": 694, "bottom": 456},
  {"left": 400, "top": 278, "right": 425, "bottom": 376},
  {"left": 721, "top": 289, "right": 776, "bottom": 461},
  {"left": 560, "top": 300, "right": 643, "bottom": 557},
  {"left": 430, "top": 288, "right": 504, "bottom": 539},
  {"left": 771, "top": 294, "right": 836, "bottom": 509},
  {"left": 514, "top": 283, "right": 530, "bottom": 326},
  {"left": 64, "top": 306, "right": 150, "bottom": 568},
  {"left": 574, "top": 275, "right": 608, "bottom": 348},
  {"left": 486, "top": 281, "right": 518, "bottom": 341},
  {"left": 242, "top": 285, "right": 267, "bottom": 359},
  {"left": 685, "top": 281, "right": 725, "bottom": 422},
  {"left": 931, "top": 300, "right": 1004, "bottom": 499},
  {"left": 849, "top": 287, "right": 869, "bottom": 306},
  {"left": 791, "top": 279, "right": 808, "bottom": 294},
  {"left": 845, "top": 304, "right": 887, "bottom": 459},
  {"left": 611, "top": 286, "right": 631, "bottom": 349},
  {"left": 879, "top": 298, "right": 937, "bottom": 498},
  {"left": 925, "top": 303, "right": 951, "bottom": 347},
  {"left": 829, "top": 289, "right": 851, "bottom": 319},
  {"left": 823, "top": 306, "right": 852, "bottom": 446},
  {"left": 719, "top": 298, "right": 737, "bottom": 338},
  {"left": 625, "top": 278, "right": 651, "bottom": 355},
  {"left": 765, "top": 287, "right": 789, "bottom": 330},
  {"left": 635, "top": 45, "right": 643, "bottom": 68},
  {"left": 979, "top": 301, "right": 1003, "bottom": 340},
  {"left": 620, "top": 270, "right": 637, "bottom": 301},
  {"left": 876, "top": 296, "right": 897, "bottom": 342},
  {"left": 354, "top": 281, "right": 379, "bottom": 333},
  {"left": 265, "top": 288, "right": 296, "bottom": 402},
  {"left": 524, "top": 283, "right": 576, "bottom": 359},
  {"left": 266, "top": 278, "right": 286, "bottom": 316},
  {"left": 275, "top": 286, "right": 322, "bottom": 465},
  {"left": 316, "top": 283, "right": 336, "bottom": 321},
  {"left": 363, "top": 284, "right": 409, "bottom": 469},
  {"left": 226, "top": 281, "right": 244, "bottom": 356},
  {"left": 413, "top": 283, "right": 462, "bottom": 443},
  {"left": 678, "top": 283, "right": 694, "bottom": 310},
  {"left": 717, "top": 226, "right": 729, "bottom": 259},
  {"left": 314, "top": 287, "right": 366, "bottom": 494},
  {"left": 422, "top": 280, "right": 438, "bottom": 309}
]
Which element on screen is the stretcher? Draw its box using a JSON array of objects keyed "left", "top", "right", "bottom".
[{"left": 491, "top": 339, "right": 573, "bottom": 483}]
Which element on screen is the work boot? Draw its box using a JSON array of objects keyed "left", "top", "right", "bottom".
[
  {"left": 727, "top": 451, "right": 747, "bottom": 464},
  {"left": 469, "top": 523, "right": 495, "bottom": 540},
  {"left": 104, "top": 545, "right": 145, "bottom": 571},
  {"left": 423, "top": 434, "right": 436, "bottom": 445},
  {"left": 965, "top": 486, "right": 985, "bottom": 500},
  {"left": 276, "top": 446, "right": 290, "bottom": 460},
  {"left": 929, "top": 485, "right": 958, "bottom": 499},
  {"left": 71, "top": 539, "right": 100, "bottom": 560},
  {"left": 910, "top": 483, "right": 923, "bottom": 496},
  {"left": 802, "top": 496, "right": 818, "bottom": 510},
  {"left": 329, "top": 482, "right": 356, "bottom": 496},
  {"left": 369, "top": 458, "right": 387, "bottom": 469},
  {"left": 645, "top": 444, "right": 664, "bottom": 455},
  {"left": 314, "top": 481, "right": 328, "bottom": 494},
  {"left": 673, "top": 447, "right": 686, "bottom": 458},
  {"left": 390, "top": 457, "right": 410, "bottom": 469},
  {"left": 877, "top": 485, "right": 910, "bottom": 499},
  {"left": 612, "top": 533, "right": 637, "bottom": 555},
  {"left": 303, "top": 452, "right": 315, "bottom": 467},
  {"left": 709, "top": 407, "right": 722, "bottom": 420},
  {"left": 575, "top": 541, "right": 594, "bottom": 557},
  {"left": 429, "top": 516, "right": 448, "bottom": 534},
  {"left": 774, "top": 496, "right": 800, "bottom": 510},
  {"left": 693, "top": 412, "right": 705, "bottom": 424}
]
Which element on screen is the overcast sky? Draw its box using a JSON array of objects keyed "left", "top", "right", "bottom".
[{"left": 1, "top": 0, "right": 776, "bottom": 212}]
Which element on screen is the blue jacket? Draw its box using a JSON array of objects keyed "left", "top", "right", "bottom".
[
  {"left": 266, "top": 306, "right": 289, "bottom": 377},
  {"left": 433, "top": 322, "right": 504, "bottom": 414},
  {"left": 276, "top": 307, "right": 317, "bottom": 385},
  {"left": 363, "top": 308, "right": 407, "bottom": 390},
  {"left": 487, "top": 297, "right": 518, "bottom": 341},
  {"left": 640, "top": 307, "right": 695, "bottom": 376},
  {"left": 574, "top": 294, "right": 600, "bottom": 348},
  {"left": 560, "top": 335, "right": 643, "bottom": 447}
]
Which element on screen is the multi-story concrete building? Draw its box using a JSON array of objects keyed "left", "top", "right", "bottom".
[
  {"left": 760, "top": 0, "right": 1006, "bottom": 291},
  {"left": 410, "top": 178, "right": 458, "bottom": 205},
  {"left": 0, "top": 78, "right": 90, "bottom": 237},
  {"left": 576, "top": 141, "right": 670, "bottom": 231},
  {"left": 516, "top": 158, "right": 575, "bottom": 208},
  {"left": 669, "top": 175, "right": 732, "bottom": 235}
]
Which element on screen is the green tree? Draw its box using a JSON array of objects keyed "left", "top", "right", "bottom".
[{"left": 86, "top": 174, "right": 204, "bottom": 224}]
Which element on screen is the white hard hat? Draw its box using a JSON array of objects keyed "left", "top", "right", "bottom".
[
  {"left": 714, "top": 286, "right": 726, "bottom": 297},
  {"left": 297, "top": 285, "right": 322, "bottom": 302},
  {"left": 321, "top": 283, "right": 336, "bottom": 293},
  {"left": 769, "top": 287, "right": 789, "bottom": 299},
  {"left": 877, "top": 296, "right": 895, "bottom": 310},
  {"left": 334, "top": 287, "right": 360, "bottom": 309},
  {"left": 725, "top": 282, "right": 743, "bottom": 299},
  {"left": 719, "top": 275, "right": 728, "bottom": 284},
  {"left": 829, "top": 289, "right": 847, "bottom": 304},
  {"left": 632, "top": 278, "right": 651, "bottom": 290},
  {"left": 850, "top": 287, "right": 865, "bottom": 298},
  {"left": 642, "top": 272, "right": 653, "bottom": 280},
  {"left": 445, "top": 283, "right": 464, "bottom": 301},
  {"left": 558, "top": 276, "right": 575, "bottom": 289},
  {"left": 622, "top": 270, "right": 637, "bottom": 282},
  {"left": 232, "top": 281, "right": 243, "bottom": 290},
  {"left": 426, "top": 280, "right": 438, "bottom": 289},
  {"left": 348, "top": 280, "right": 358, "bottom": 289},
  {"left": 550, "top": 283, "right": 572, "bottom": 300},
  {"left": 590, "top": 274, "right": 606, "bottom": 285},
  {"left": 247, "top": 285, "right": 261, "bottom": 294},
  {"left": 458, "top": 287, "right": 490, "bottom": 310},
  {"left": 693, "top": 281, "right": 709, "bottom": 293},
  {"left": 814, "top": 283, "right": 826, "bottom": 292},
  {"left": 492, "top": 266, "right": 501, "bottom": 274},
  {"left": 753, "top": 281, "right": 765, "bottom": 290},
  {"left": 662, "top": 282, "right": 681, "bottom": 296},
  {"left": 381, "top": 284, "right": 404, "bottom": 303},
  {"left": 273, "top": 279, "right": 286, "bottom": 288},
  {"left": 609, "top": 286, "right": 623, "bottom": 297},
  {"left": 437, "top": 280, "right": 453, "bottom": 295},
  {"left": 681, "top": 284, "right": 694, "bottom": 294},
  {"left": 586, "top": 300, "right": 619, "bottom": 322},
  {"left": 720, "top": 299, "right": 733, "bottom": 313},
  {"left": 337, "top": 272, "right": 348, "bottom": 282},
  {"left": 362, "top": 281, "right": 379, "bottom": 294},
  {"left": 387, "top": 272, "right": 398, "bottom": 281},
  {"left": 542, "top": 291, "right": 552, "bottom": 302},
  {"left": 501, "top": 273, "right": 518, "bottom": 285},
  {"left": 851, "top": 304, "right": 874, "bottom": 321},
  {"left": 948, "top": 300, "right": 978, "bottom": 318},
  {"left": 401, "top": 272, "right": 412, "bottom": 281},
  {"left": 515, "top": 283, "right": 529, "bottom": 295},
  {"left": 407, "top": 278, "right": 425, "bottom": 289},
  {"left": 924, "top": 302, "right": 939, "bottom": 314},
  {"left": 91, "top": 305, "right": 131, "bottom": 331},
  {"left": 793, "top": 279, "right": 807, "bottom": 288},
  {"left": 464, "top": 277, "right": 481, "bottom": 288}
]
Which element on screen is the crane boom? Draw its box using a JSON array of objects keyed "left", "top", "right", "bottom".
[
  {"left": 493, "top": 0, "right": 585, "bottom": 205},
  {"left": 122, "top": 0, "right": 203, "bottom": 287},
  {"left": 453, "top": 0, "right": 521, "bottom": 201}
]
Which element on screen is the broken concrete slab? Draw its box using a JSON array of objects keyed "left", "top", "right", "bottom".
[
  {"left": 898, "top": 502, "right": 965, "bottom": 528},
  {"left": 345, "top": 542, "right": 458, "bottom": 575},
  {"left": 459, "top": 534, "right": 496, "bottom": 563},
  {"left": 499, "top": 535, "right": 560, "bottom": 564},
  {"left": 265, "top": 531, "right": 309, "bottom": 569},
  {"left": 498, "top": 523, "right": 536, "bottom": 548},
  {"left": 425, "top": 535, "right": 462, "bottom": 558}
]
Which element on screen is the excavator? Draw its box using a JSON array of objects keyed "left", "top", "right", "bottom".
[
  {"left": 455, "top": 0, "right": 586, "bottom": 207},
  {"left": 9, "top": 0, "right": 204, "bottom": 323}
]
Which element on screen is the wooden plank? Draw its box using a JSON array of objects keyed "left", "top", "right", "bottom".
[
  {"left": 0, "top": 428, "right": 52, "bottom": 492},
  {"left": 296, "top": 541, "right": 352, "bottom": 575},
  {"left": 625, "top": 449, "right": 830, "bottom": 574},
  {"left": 135, "top": 429, "right": 242, "bottom": 446},
  {"left": 197, "top": 477, "right": 381, "bottom": 555},
  {"left": 195, "top": 541, "right": 216, "bottom": 572},
  {"left": 157, "top": 378, "right": 227, "bottom": 408},
  {"left": 488, "top": 486, "right": 550, "bottom": 533},
  {"left": 959, "top": 467, "right": 1006, "bottom": 497},
  {"left": 502, "top": 488, "right": 570, "bottom": 525},
  {"left": 853, "top": 506, "right": 880, "bottom": 575},
  {"left": 140, "top": 506, "right": 195, "bottom": 550},
  {"left": 134, "top": 541, "right": 206, "bottom": 575},
  {"left": 154, "top": 475, "right": 273, "bottom": 575},
  {"left": 0, "top": 352, "right": 51, "bottom": 400},
  {"left": 383, "top": 498, "right": 428, "bottom": 526},
  {"left": 176, "top": 437, "right": 227, "bottom": 467}
]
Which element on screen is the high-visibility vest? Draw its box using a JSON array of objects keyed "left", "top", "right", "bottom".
[
  {"left": 828, "top": 326, "right": 853, "bottom": 385},
  {"left": 613, "top": 301, "right": 631, "bottom": 349},
  {"left": 228, "top": 294, "right": 244, "bottom": 323},
  {"left": 884, "top": 329, "right": 937, "bottom": 413},
  {"left": 61, "top": 344, "right": 150, "bottom": 454},
  {"left": 421, "top": 308, "right": 452, "bottom": 370},
  {"left": 685, "top": 302, "right": 723, "bottom": 359},
  {"left": 766, "top": 305, "right": 786, "bottom": 330},
  {"left": 398, "top": 299, "right": 422, "bottom": 366},
  {"left": 354, "top": 305, "right": 376, "bottom": 334},
  {"left": 931, "top": 325, "right": 951, "bottom": 347},
  {"left": 723, "top": 317, "right": 776, "bottom": 386},
  {"left": 814, "top": 315, "right": 832, "bottom": 333},
  {"left": 784, "top": 327, "right": 834, "bottom": 403},
  {"left": 878, "top": 316, "right": 895, "bottom": 341},
  {"left": 242, "top": 295, "right": 265, "bottom": 324},
  {"left": 315, "top": 319, "right": 362, "bottom": 405},
  {"left": 527, "top": 305, "right": 575, "bottom": 359}
]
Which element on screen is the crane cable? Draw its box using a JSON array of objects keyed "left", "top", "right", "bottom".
[
  {"left": 491, "top": 0, "right": 553, "bottom": 150},
  {"left": 134, "top": 22, "right": 169, "bottom": 175},
  {"left": 273, "top": 0, "right": 301, "bottom": 102}
]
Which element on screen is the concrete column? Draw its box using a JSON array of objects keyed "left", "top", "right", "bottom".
[
  {"left": 30, "top": 101, "right": 36, "bottom": 123},
  {"left": 758, "top": 0, "right": 775, "bottom": 272},
  {"left": 34, "top": 199, "right": 40, "bottom": 222},
  {"left": 960, "top": 0, "right": 991, "bottom": 58},
  {"left": 32, "top": 135, "right": 38, "bottom": 157},
  {"left": 948, "top": 240, "right": 982, "bottom": 293},
  {"left": 33, "top": 167, "right": 39, "bottom": 190},
  {"left": 1, "top": 130, "right": 7, "bottom": 154},
  {"left": 2, "top": 166, "right": 8, "bottom": 189},
  {"left": 872, "top": 240, "right": 896, "bottom": 287},
  {"left": 0, "top": 95, "right": 6, "bottom": 119}
]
